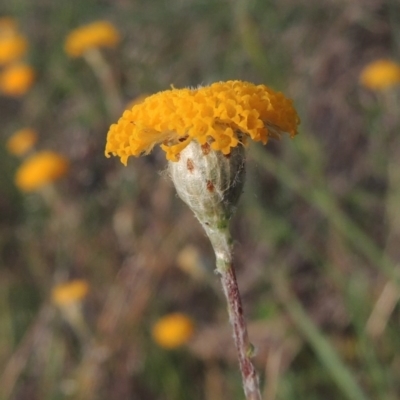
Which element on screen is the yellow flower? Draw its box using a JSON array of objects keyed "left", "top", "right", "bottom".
[
  {"left": 14, "top": 151, "right": 69, "bottom": 192},
  {"left": 51, "top": 280, "right": 89, "bottom": 307},
  {"left": 64, "top": 20, "right": 120, "bottom": 58},
  {"left": 0, "top": 34, "right": 28, "bottom": 65},
  {"left": 0, "top": 63, "right": 35, "bottom": 96},
  {"left": 6, "top": 128, "right": 38, "bottom": 156},
  {"left": 105, "top": 80, "right": 300, "bottom": 164},
  {"left": 152, "top": 313, "right": 195, "bottom": 349},
  {"left": 359, "top": 59, "right": 400, "bottom": 90},
  {"left": 0, "top": 18, "right": 27, "bottom": 65}
]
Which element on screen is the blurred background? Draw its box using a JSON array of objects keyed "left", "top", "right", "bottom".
[{"left": 1, "top": 0, "right": 400, "bottom": 399}]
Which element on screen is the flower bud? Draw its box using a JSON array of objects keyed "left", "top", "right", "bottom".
[{"left": 168, "top": 141, "right": 246, "bottom": 231}]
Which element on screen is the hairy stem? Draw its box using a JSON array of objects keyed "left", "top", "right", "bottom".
[{"left": 205, "top": 225, "right": 261, "bottom": 400}]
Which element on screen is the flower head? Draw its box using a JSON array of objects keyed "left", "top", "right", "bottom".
[
  {"left": 0, "top": 19, "right": 27, "bottom": 65},
  {"left": 0, "top": 35, "right": 28, "bottom": 65},
  {"left": 15, "top": 151, "right": 69, "bottom": 192},
  {"left": 359, "top": 59, "right": 400, "bottom": 91},
  {"left": 0, "top": 63, "right": 35, "bottom": 96},
  {"left": 64, "top": 20, "right": 120, "bottom": 58},
  {"left": 152, "top": 313, "right": 195, "bottom": 349},
  {"left": 6, "top": 128, "right": 38, "bottom": 156},
  {"left": 51, "top": 280, "right": 89, "bottom": 307},
  {"left": 105, "top": 80, "right": 300, "bottom": 164}
]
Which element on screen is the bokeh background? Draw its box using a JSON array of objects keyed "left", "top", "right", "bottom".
[{"left": 1, "top": 0, "right": 400, "bottom": 399}]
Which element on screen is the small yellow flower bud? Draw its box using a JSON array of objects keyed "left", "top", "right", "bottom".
[
  {"left": 6, "top": 128, "right": 38, "bottom": 156},
  {"left": 0, "top": 19, "right": 28, "bottom": 65},
  {"left": 152, "top": 313, "right": 195, "bottom": 349},
  {"left": 0, "top": 63, "right": 35, "bottom": 96},
  {"left": 359, "top": 59, "right": 400, "bottom": 91},
  {"left": 51, "top": 280, "right": 89, "bottom": 307},
  {"left": 64, "top": 21, "right": 120, "bottom": 58},
  {"left": 14, "top": 151, "right": 69, "bottom": 192}
]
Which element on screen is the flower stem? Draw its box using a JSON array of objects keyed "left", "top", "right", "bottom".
[
  {"left": 83, "top": 48, "right": 123, "bottom": 118},
  {"left": 204, "top": 224, "right": 262, "bottom": 400}
]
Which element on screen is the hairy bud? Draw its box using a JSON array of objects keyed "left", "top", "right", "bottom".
[{"left": 168, "top": 141, "right": 246, "bottom": 231}]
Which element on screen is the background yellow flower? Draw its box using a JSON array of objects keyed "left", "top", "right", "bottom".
[
  {"left": 14, "top": 151, "right": 69, "bottom": 192},
  {"left": 64, "top": 20, "right": 120, "bottom": 58},
  {"left": 0, "top": 34, "right": 28, "bottom": 65},
  {"left": 6, "top": 128, "right": 38, "bottom": 156},
  {"left": 0, "top": 18, "right": 27, "bottom": 65},
  {"left": 359, "top": 59, "right": 400, "bottom": 90},
  {"left": 51, "top": 280, "right": 89, "bottom": 307},
  {"left": 152, "top": 313, "right": 195, "bottom": 349},
  {"left": 0, "top": 63, "right": 35, "bottom": 96}
]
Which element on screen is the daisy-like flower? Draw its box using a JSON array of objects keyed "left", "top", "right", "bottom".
[
  {"left": 0, "top": 18, "right": 28, "bottom": 65},
  {"left": 15, "top": 151, "right": 69, "bottom": 192},
  {"left": 359, "top": 59, "right": 400, "bottom": 91},
  {"left": 105, "top": 80, "right": 299, "bottom": 164},
  {"left": 152, "top": 313, "right": 195, "bottom": 349},
  {"left": 6, "top": 128, "right": 38, "bottom": 156},
  {"left": 51, "top": 280, "right": 89, "bottom": 307},
  {"left": 0, "top": 63, "right": 35, "bottom": 96},
  {"left": 64, "top": 20, "right": 120, "bottom": 58},
  {"left": 105, "top": 79, "right": 299, "bottom": 400}
]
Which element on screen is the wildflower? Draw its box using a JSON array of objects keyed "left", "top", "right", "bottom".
[
  {"left": 64, "top": 20, "right": 120, "bottom": 58},
  {"left": 51, "top": 280, "right": 89, "bottom": 307},
  {"left": 152, "top": 313, "right": 195, "bottom": 349},
  {"left": 6, "top": 128, "right": 38, "bottom": 156},
  {"left": 105, "top": 80, "right": 300, "bottom": 164},
  {"left": 52, "top": 280, "right": 91, "bottom": 340},
  {"left": 0, "top": 63, "right": 35, "bottom": 96},
  {"left": 105, "top": 80, "right": 299, "bottom": 400},
  {"left": 14, "top": 151, "right": 69, "bottom": 192},
  {"left": 0, "top": 35, "right": 28, "bottom": 65},
  {"left": 359, "top": 59, "right": 400, "bottom": 90},
  {"left": 0, "top": 19, "right": 28, "bottom": 65},
  {"left": 0, "top": 18, "right": 27, "bottom": 65}
]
